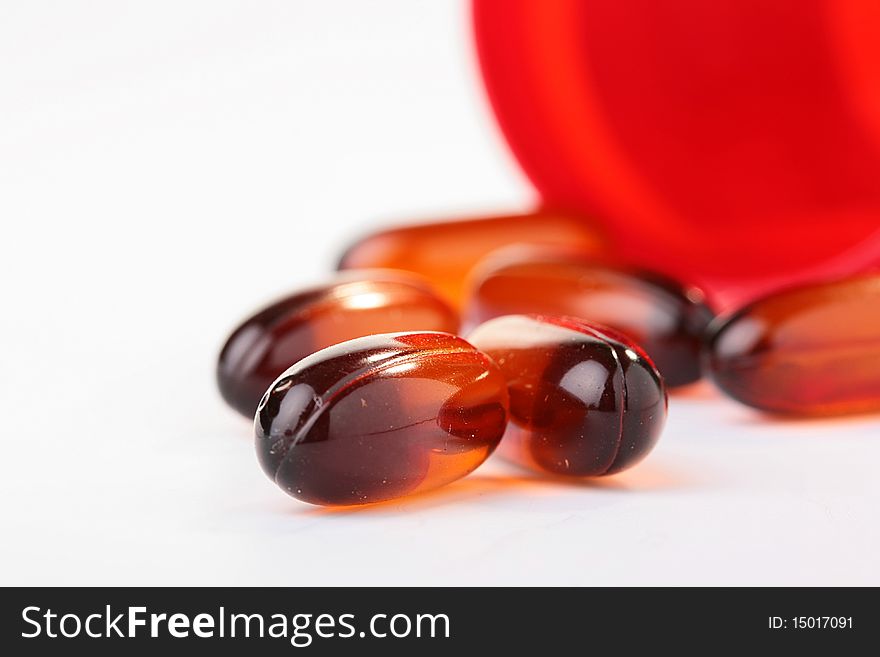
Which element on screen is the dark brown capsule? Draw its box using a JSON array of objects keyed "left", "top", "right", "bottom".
[
  {"left": 468, "top": 314, "right": 667, "bottom": 477},
  {"left": 706, "top": 274, "right": 880, "bottom": 415},
  {"left": 464, "top": 246, "right": 714, "bottom": 387},
  {"left": 217, "top": 271, "right": 458, "bottom": 418},
  {"left": 255, "top": 332, "right": 510, "bottom": 506}
]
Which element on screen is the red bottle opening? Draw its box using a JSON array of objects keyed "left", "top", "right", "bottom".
[{"left": 473, "top": 0, "right": 880, "bottom": 308}]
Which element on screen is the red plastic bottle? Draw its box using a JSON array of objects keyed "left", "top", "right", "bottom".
[{"left": 473, "top": 0, "right": 880, "bottom": 309}]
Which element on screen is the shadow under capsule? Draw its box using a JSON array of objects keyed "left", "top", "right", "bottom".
[{"left": 285, "top": 457, "right": 699, "bottom": 518}]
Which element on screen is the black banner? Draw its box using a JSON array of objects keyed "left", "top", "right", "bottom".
[{"left": 1, "top": 587, "right": 875, "bottom": 653}]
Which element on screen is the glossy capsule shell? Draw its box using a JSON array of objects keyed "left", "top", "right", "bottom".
[
  {"left": 468, "top": 315, "right": 667, "bottom": 477},
  {"left": 217, "top": 271, "right": 458, "bottom": 418},
  {"left": 255, "top": 332, "right": 509, "bottom": 506},
  {"left": 705, "top": 274, "right": 880, "bottom": 416},
  {"left": 464, "top": 246, "right": 714, "bottom": 387},
  {"left": 337, "top": 211, "right": 604, "bottom": 308}
]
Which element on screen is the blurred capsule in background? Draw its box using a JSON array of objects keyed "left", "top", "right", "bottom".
[
  {"left": 468, "top": 314, "right": 666, "bottom": 477},
  {"left": 705, "top": 274, "right": 880, "bottom": 416},
  {"left": 217, "top": 270, "right": 457, "bottom": 418},
  {"left": 337, "top": 210, "right": 605, "bottom": 309},
  {"left": 255, "top": 332, "right": 509, "bottom": 506},
  {"left": 464, "top": 245, "right": 714, "bottom": 387}
]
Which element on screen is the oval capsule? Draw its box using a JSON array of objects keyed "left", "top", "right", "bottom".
[
  {"left": 217, "top": 271, "right": 458, "bottom": 418},
  {"left": 468, "top": 314, "right": 667, "bottom": 477},
  {"left": 337, "top": 210, "right": 604, "bottom": 308},
  {"left": 705, "top": 274, "right": 880, "bottom": 415},
  {"left": 464, "top": 246, "right": 714, "bottom": 387},
  {"left": 255, "top": 332, "right": 509, "bottom": 506}
]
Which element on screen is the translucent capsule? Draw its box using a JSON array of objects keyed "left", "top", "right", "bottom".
[
  {"left": 337, "top": 211, "right": 604, "bottom": 308},
  {"left": 468, "top": 314, "right": 667, "bottom": 477},
  {"left": 705, "top": 274, "right": 880, "bottom": 415},
  {"left": 217, "top": 271, "right": 457, "bottom": 418},
  {"left": 255, "top": 332, "right": 510, "bottom": 506},
  {"left": 464, "top": 246, "right": 714, "bottom": 387}
]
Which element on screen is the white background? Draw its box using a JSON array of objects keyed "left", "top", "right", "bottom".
[{"left": 1, "top": 0, "right": 878, "bottom": 586}]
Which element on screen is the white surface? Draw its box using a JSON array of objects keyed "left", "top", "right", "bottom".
[{"left": 1, "top": 1, "right": 878, "bottom": 586}]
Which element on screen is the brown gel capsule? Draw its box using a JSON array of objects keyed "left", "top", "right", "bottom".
[
  {"left": 464, "top": 246, "right": 714, "bottom": 387},
  {"left": 217, "top": 271, "right": 457, "bottom": 418},
  {"left": 468, "top": 315, "right": 667, "bottom": 477},
  {"left": 255, "top": 332, "right": 509, "bottom": 506},
  {"left": 705, "top": 274, "right": 880, "bottom": 416},
  {"left": 337, "top": 210, "right": 604, "bottom": 308}
]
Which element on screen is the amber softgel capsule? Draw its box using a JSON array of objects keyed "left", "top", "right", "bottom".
[
  {"left": 337, "top": 210, "right": 604, "bottom": 308},
  {"left": 705, "top": 274, "right": 880, "bottom": 415},
  {"left": 217, "top": 270, "right": 458, "bottom": 418},
  {"left": 464, "top": 246, "right": 714, "bottom": 387},
  {"left": 468, "top": 314, "right": 667, "bottom": 477},
  {"left": 255, "top": 332, "right": 510, "bottom": 506}
]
